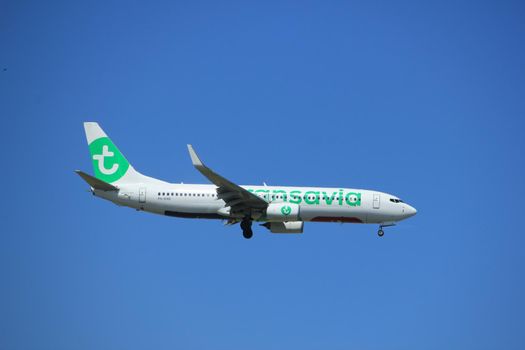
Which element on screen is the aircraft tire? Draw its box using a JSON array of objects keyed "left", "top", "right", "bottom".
[
  {"left": 240, "top": 220, "right": 250, "bottom": 230},
  {"left": 242, "top": 228, "right": 253, "bottom": 239}
]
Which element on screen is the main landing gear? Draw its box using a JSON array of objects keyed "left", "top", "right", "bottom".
[{"left": 241, "top": 218, "right": 253, "bottom": 239}]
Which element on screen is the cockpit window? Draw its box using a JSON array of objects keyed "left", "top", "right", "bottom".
[{"left": 390, "top": 198, "right": 404, "bottom": 203}]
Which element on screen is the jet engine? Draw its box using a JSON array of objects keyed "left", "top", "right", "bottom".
[
  {"left": 265, "top": 203, "right": 300, "bottom": 221},
  {"left": 261, "top": 221, "right": 304, "bottom": 234}
]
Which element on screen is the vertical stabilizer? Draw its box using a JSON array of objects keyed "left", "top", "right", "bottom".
[{"left": 83, "top": 122, "right": 155, "bottom": 184}]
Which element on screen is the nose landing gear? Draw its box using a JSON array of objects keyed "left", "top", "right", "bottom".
[
  {"left": 241, "top": 218, "right": 253, "bottom": 239},
  {"left": 377, "top": 223, "right": 395, "bottom": 237}
]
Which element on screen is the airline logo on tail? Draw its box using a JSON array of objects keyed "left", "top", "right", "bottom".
[
  {"left": 93, "top": 145, "right": 118, "bottom": 175},
  {"left": 88, "top": 137, "right": 129, "bottom": 183}
]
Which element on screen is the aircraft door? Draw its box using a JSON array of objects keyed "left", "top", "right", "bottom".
[
  {"left": 139, "top": 187, "right": 146, "bottom": 203},
  {"left": 373, "top": 193, "right": 380, "bottom": 209}
]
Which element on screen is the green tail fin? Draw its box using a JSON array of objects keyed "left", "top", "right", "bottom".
[{"left": 84, "top": 122, "right": 131, "bottom": 183}]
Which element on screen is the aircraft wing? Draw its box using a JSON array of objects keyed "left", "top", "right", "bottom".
[{"left": 187, "top": 145, "right": 268, "bottom": 213}]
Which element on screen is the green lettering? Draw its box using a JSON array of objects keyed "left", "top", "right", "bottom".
[
  {"left": 289, "top": 190, "right": 302, "bottom": 204},
  {"left": 304, "top": 191, "right": 320, "bottom": 205},
  {"left": 255, "top": 189, "right": 270, "bottom": 200},
  {"left": 272, "top": 189, "right": 288, "bottom": 201},
  {"left": 345, "top": 192, "right": 362, "bottom": 207},
  {"left": 322, "top": 191, "right": 337, "bottom": 205}
]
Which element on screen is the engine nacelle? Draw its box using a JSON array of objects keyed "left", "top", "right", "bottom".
[
  {"left": 265, "top": 203, "right": 300, "bottom": 221},
  {"left": 262, "top": 221, "right": 304, "bottom": 234}
]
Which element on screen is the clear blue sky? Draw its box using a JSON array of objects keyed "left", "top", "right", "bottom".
[{"left": 1, "top": 0, "right": 524, "bottom": 349}]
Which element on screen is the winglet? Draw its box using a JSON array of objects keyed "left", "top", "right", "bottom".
[
  {"left": 187, "top": 144, "right": 204, "bottom": 168},
  {"left": 185, "top": 145, "right": 269, "bottom": 209}
]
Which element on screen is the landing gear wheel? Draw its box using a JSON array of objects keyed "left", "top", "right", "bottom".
[
  {"left": 241, "top": 219, "right": 253, "bottom": 239},
  {"left": 378, "top": 229, "right": 384, "bottom": 237},
  {"left": 242, "top": 229, "right": 253, "bottom": 239}
]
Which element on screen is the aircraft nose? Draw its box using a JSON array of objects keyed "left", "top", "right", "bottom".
[{"left": 405, "top": 204, "right": 417, "bottom": 217}]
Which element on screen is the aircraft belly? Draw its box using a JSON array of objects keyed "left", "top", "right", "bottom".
[
  {"left": 300, "top": 205, "right": 366, "bottom": 223},
  {"left": 162, "top": 200, "right": 223, "bottom": 215}
]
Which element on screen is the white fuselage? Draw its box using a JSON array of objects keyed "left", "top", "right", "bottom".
[
  {"left": 79, "top": 122, "right": 417, "bottom": 237},
  {"left": 95, "top": 182, "right": 417, "bottom": 225}
]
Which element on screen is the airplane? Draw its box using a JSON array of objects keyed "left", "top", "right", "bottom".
[{"left": 76, "top": 122, "right": 417, "bottom": 239}]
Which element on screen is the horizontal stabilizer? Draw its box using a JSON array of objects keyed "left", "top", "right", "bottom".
[{"left": 75, "top": 170, "right": 118, "bottom": 191}]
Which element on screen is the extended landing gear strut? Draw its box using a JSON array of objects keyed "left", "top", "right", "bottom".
[
  {"left": 377, "top": 223, "right": 395, "bottom": 237},
  {"left": 241, "top": 218, "right": 253, "bottom": 239}
]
